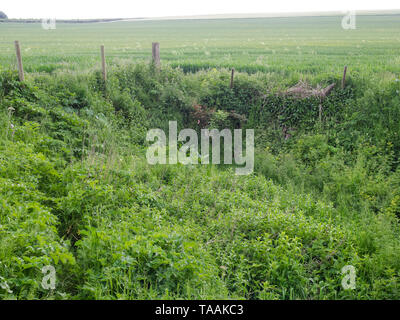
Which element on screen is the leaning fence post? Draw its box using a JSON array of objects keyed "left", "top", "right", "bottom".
[
  {"left": 100, "top": 45, "right": 107, "bottom": 81},
  {"left": 14, "top": 41, "right": 24, "bottom": 81},
  {"left": 230, "top": 68, "right": 235, "bottom": 89},
  {"left": 152, "top": 42, "right": 160, "bottom": 67},
  {"left": 342, "top": 66, "right": 348, "bottom": 89}
]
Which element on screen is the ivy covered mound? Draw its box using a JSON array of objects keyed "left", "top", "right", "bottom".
[{"left": 0, "top": 64, "right": 399, "bottom": 299}]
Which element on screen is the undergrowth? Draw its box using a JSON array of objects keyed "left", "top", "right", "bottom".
[{"left": 0, "top": 63, "right": 399, "bottom": 299}]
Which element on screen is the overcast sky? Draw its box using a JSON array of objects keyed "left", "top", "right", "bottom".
[{"left": 1, "top": 0, "right": 399, "bottom": 19}]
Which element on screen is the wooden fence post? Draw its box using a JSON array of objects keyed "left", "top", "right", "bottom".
[
  {"left": 342, "top": 66, "right": 347, "bottom": 89},
  {"left": 230, "top": 68, "right": 235, "bottom": 89},
  {"left": 14, "top": 41, "right": 24, "bottom": 81},
  {"left": 100, "top": 45, "right": 107, "bottom": 81},
  {"left": 152, "top": 42, "right": 160, "bottom": 67},
  {"left": 319, "top": 104, "right": 323, "bottom": 122}
]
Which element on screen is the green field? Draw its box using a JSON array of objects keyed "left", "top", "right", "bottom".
[
  {"left": 1, "top": 15, "right": 400, "bottom": 75},
  {"left": 1, "top": 14, "right": 400, "bottom": 300}
]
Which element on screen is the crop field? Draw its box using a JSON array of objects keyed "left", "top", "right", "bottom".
[
  {"left": 0, "top": 15, "right": 400, "bottom": 75},
  {"left": 1, "top": 13, "right": 400, "bottom": 300}
]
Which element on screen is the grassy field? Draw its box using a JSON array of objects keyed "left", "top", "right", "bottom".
[
  {"left": 1, "top": 13, "right": 400, "bottom": 300},
  {"left": 1, "top": 14, "right": 400, "bottom": 75}
]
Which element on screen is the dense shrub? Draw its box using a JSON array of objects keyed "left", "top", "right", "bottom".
[{"left": 0, "top": 65, "right": 399, "bottom": 300}]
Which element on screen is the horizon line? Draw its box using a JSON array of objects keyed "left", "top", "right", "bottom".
[{"left": 3, "top": 8, "right": 400, "bottom": 22}]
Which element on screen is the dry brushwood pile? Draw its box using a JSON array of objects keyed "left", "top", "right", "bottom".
[{"left": 284, "top": 81, "right": 336, "bottom": 99}]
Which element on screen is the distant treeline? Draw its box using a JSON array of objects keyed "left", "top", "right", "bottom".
[{"left": 0, "top": 18, "right": 139, "bottom": 23}]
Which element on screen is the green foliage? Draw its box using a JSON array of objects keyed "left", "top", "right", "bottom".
[
  {"left": 76, "top": 216, "right": 228, "bottom": 299},
  {"left": 1, "top": 39, "right": 400, "bottom": 300},
  {"left": 0, "top": 138, "right": 76, "bottom": 299},
  {"left": 209, "top": 110, "right": 230, "bottom": 130}
]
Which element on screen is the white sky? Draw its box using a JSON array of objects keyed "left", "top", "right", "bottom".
[{"left": 1, "top": 0, "right": 399, "bottom": 19}]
